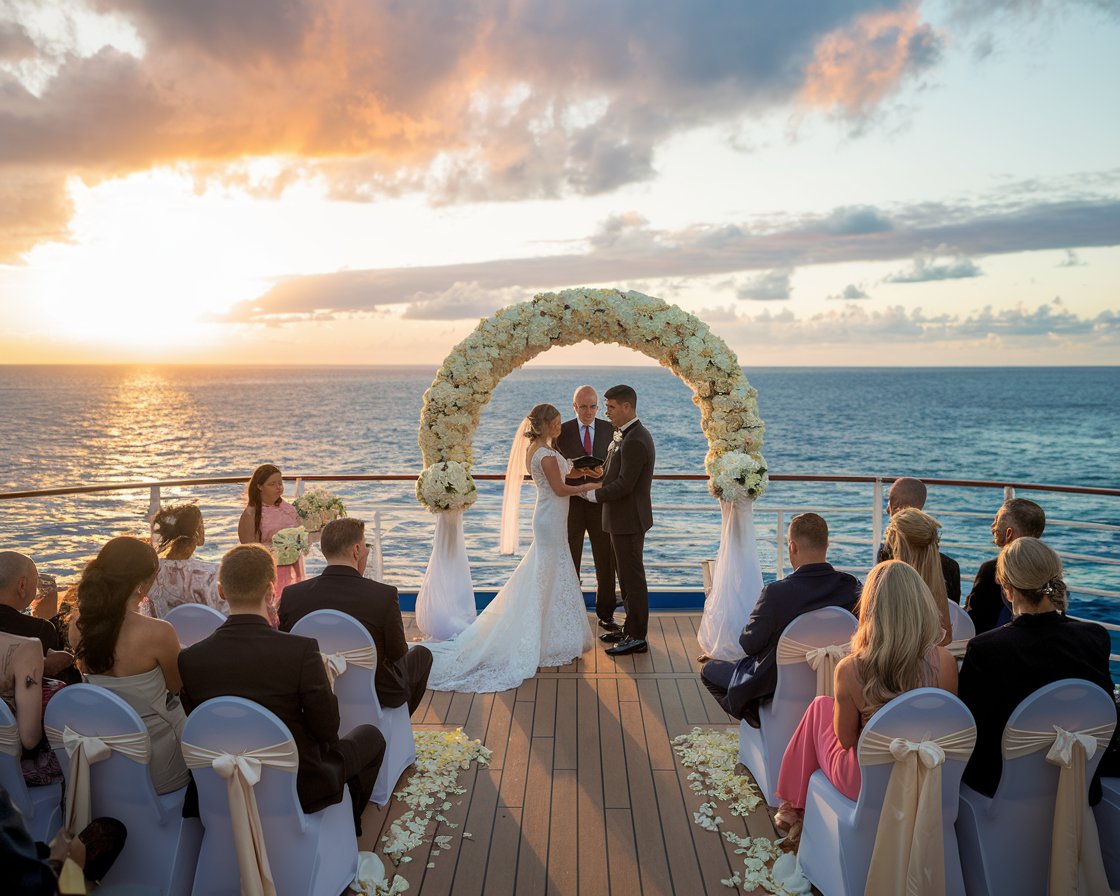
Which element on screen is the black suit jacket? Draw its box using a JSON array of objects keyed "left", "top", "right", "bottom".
[
  {"left": 278, "top": 566, "right": 411, "bottom": 709},
  {"left": 178, "top": 614, "right": 347, "bottom": 814},
  {"left": 0, "top": 606, "right": 58, "bottom": 655},
  {"left": 964, "top": 559, "right": 1010, "bottom": 634},
  {"left": 595, "top": 420, "right": 655, "bottom": 534},
  {"left": 724, "top": 563, "right": 861, "bottom": 719},
  {"left": 557, "top": 418, "right": 615, "bottom": 486},
  {"left": 958, "top": 612, "right": 1118, "bottom": 804},
  {"left": 877, "top": 543, "right": 962, "bottom": 605}
]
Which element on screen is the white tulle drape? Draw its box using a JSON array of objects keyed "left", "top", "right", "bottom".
[
  {"left": 499, "top": 423, "right": 530, "bottom": 555},
  {"left": 697, "top": 499, "right": 764, "bottom": 661},
  {"left": 416, "top": 508, "right": 477, "bottom": 641}
]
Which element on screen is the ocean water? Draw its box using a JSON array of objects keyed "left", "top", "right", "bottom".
[{"left": 0, "top": 365, "right": 1117, "bottom": 648}]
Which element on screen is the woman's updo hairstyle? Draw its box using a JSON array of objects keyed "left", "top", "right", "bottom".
[
  {"left": 246, "top": 463, "right": 281, "bottom": 542},
  {"left": 524, "top": 404, "right": 560, "bottom": 442},
  {"left": 151, "top": 503, "right": 203, "bottom": 556},
  {"left": 996, "top": 536, "right": 1068, "bottom": 611},
  {"left": 75, "top": 536, "right": 159, "bottom": 674}
]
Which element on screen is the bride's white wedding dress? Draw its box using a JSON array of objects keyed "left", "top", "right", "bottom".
[{"left": 425, "top": 447, "right": 593, "bottom": 693}]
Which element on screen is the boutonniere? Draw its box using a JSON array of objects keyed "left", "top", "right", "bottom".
[{"left": 612, "top": 431, "right": 623, "bottom": 446}]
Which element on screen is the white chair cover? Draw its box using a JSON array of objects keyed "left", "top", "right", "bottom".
[
  {"left": 697, "top": 499, "right": 764, "bottom": 661},
  {"left": 860, "top": 726, "right": 977, "bottom": 896},
  {"left": 416, "top": 508, "right": 477, "bottom": 641},
  {"left": 0, "top": 720, "right": 20, "bottom": 756},
  {"left": 946, "top": 639, "right": 970, "bottom": 660},
  {"left": 182, "top": 739, "right": 299, "bottom": 896},
  {"left": 45, "top": 724, "right": 150, "bottom": 832},
  {"left": 776, "top": 638, "right": 851, "bottom": 698},
  {"left": 320, "top": 645, "right": 379, "bottom": 689},
  {"left": 1003, "top": 722, "right": 1117, "bottom": 895}
]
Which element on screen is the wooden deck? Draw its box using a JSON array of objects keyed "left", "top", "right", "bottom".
[{"left": 357, "top": 612, "right": 780, "bottom": 896}]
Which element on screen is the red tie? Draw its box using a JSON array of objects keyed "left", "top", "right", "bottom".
[{"left": 582, "top": 425, "right": 593, "bottom": 454}]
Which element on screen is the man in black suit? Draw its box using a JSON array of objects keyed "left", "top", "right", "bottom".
[
  {"left": 876, "top": 477, "right": 961, "bottom": 603},
  {"left": 555, "top": 385, "right": 617, "bottom": 629},
  {"left": 279, "top": 517, "right": 432, "bottom": 715},
  {"left": 700, "top": 514, "right": 861, "bottom": 725},
  {"left": 179, "top": 545, "right": 385, "bottom": 833},
  {"left": 586, "top": 384, "right": 655, "bottom": 656},
  {"left": 965, "top": 498, "right": 1045, "bottom": 634},
  {"left": 0, "top": 552, "right": 74, "bottom": 679}
]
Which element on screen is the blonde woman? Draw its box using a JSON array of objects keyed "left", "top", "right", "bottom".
[
  {"left": 882, "top": 508, "right": 954, "bottom": 646},
  {"left": 773, "top": 561, "right": 958, "bottom": 830},
  {"left": 959, "top": 537, "right": 1118, "bottom": 800}
]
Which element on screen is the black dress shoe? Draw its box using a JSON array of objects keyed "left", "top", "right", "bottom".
[
  {"left": 605, "top": 637, "right": 648, "bottom": 655},
  {"left": 599, "top": 630, "right": 625, "bottom": 643},
  {"left": 598, "top": 619, "right": 622, "bottom": 631}
]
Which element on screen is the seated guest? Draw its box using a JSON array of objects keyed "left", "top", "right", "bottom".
[
  {"left": 179, "top": 545, "right": 385, "bottom": 833},
  {"left": 958, "top": 537, "right": 1118, "bottom": 803},
  {"left": 773, "top": 561, "right": 958, "bottom": 829},
  {"left": 876, "top": 477, "right": 962, "bottom": 604},
  {"left": 699, "top": 513, "right": 860, "bottom": 726},
  {"left": 965, "top": 498, "right": 1045, "bottom": 635},
  {"left": 69, "top": 537, "right": 190, "bottom": 795},
  {"left": 0, "top": 553, "right": 74, "bottom": 680},
  {"left": 0, "top": 630, "right": 63, "bottom": 786},
  {"left": 882, "top": 509, "right": 954, "bottom": 646},
  {"left": 279, "top": 518, "right": 432, "bottom": 716},
  {"left": 144, "top": 504, "right": 226, "bottom": 619}
]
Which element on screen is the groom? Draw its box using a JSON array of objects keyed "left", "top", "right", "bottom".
[{"left": 586, "top": 384, "right": 655, "bottom": 656}]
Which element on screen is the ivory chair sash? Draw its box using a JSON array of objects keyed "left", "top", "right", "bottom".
[
  {"left": 0, "top": 720, "right": 20, "bottom": 756},
  {"left": 1003, "top": 722, "right": 1116, "bottom": 895},
  {"left": 45, "top": 724, "right": 150, "bottom": 832},
  {"left": 182, "top": 739, "right": 299, "bottom": 896},
  {"left": 945, "top": 639, "right": 970, "bottom": 660},
  {"left": 776, "top": 638, "right": 851, "bottom": 698},
  {"left": 860, "top": 726, "right": 977, "bottom": 896},
  {"left": 320, "top": 644, "right": 378, "bottom": 690}
]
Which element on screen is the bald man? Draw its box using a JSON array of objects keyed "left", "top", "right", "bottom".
[
  {"left": 0, "top": 552, "right": 74, "bottom": 677},
  {"left": 876, "top": 478, "right": 962, "bottom": 604}
]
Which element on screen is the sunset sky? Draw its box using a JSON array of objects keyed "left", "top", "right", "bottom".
[{"left": 1, "top": 0, "right": 1117, "bottom": 366}]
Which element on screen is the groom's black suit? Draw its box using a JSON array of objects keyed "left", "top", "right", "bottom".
[
  {"left": 557, "top": 416, "right": 617, "bottom": 623},
  {"left": 593, "top": 419, "right": 655, "bottom": 641}
]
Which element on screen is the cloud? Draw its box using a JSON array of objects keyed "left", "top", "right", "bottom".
[
  {"left": 827, "top": 283, "right": 871, "bottom": 300},
  {"left": 0, "top": 0, "right": 952, "bottom": 258},
  {"left": 821, "top": 205, "right": 894, "bottom": 235},
  {"left": 224, "top": 194, "right": 1120, "bottom": 321},
  {"left": 1058, "top": 249, "right": 1086, "bottom": 267},
  {"left": 885, "top": 254, "right": 983, "bottom": 283},
  {"left": 401, "top": 282, "right": 525, "bottom": 320},
  {"left": 736, "top": 268, "right": 793, "bottom": 301}
]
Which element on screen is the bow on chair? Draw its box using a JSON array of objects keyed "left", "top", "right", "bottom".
[
  {"left": 319, "top": 645, "right": 378, "bottom": 690},
  {"left": 1003, "top": 721, "right": 1117, "bottom": 895},
  {"left": 861, "top": 726, "right": 977, "bottom": 896},
  {"left": 45, "top": 725, "right": 150, "bottom": 832},
  {"left": 182, "top": 740, "right": 299, "bottom": 896},
  {"left": 776, "top": 638, "right": 851, "bottom": 698}
]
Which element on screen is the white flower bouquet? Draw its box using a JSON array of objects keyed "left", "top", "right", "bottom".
[
  {"left": 416, "top": 461, "right": 478, "bottom": 513},
  {"left": 293, "top": 488, "right": 348, "bottom": 533},
  {"left": 272, "top": 526, "right": 311, "bottom": 565},
  {"left": 707, "top": 451, "right": 768, "bottom": 503}
]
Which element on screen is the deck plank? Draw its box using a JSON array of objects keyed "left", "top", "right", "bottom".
[
  {"left": 554, "top": 678, "right": 578, "bottom": 771},
  {"left": 515, "top": 735, "right": 555, "bottom": 894},
  {"left": 576, "top": 676, "right": 610, "bottom": 895},
  {"left": 596, "top": 678, "right": 630, "bottom": 810},
  {"left": 546, "top": 768, "right": 579, "bottom": 896},
  {"left": 498, "top": 699, "right": 535, "bottom": 808},
  {"left": 619, "top": 699, "right": 674, "bottom": 896}
]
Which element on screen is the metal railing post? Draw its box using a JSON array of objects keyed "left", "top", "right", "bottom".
[
  {"left": 371, "top": 510, "right": 385, "bottom": 582},
  {"left": 147, "top": 485, "right": 161, "bottom": 521},
  {"left": 1004, "top": 485, "right": 1015, "bottom": 502},
  {"left": 872, "top": 478, "right": 884, "bottom": 564},
  {"left": 775, "top": 510, "right": 786, "bottom": 579},
  {"left": 295, "top": 478, "right": 304, "bottom": 497}
]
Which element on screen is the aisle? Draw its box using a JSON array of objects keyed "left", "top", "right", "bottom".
[{"left": 357, "top": 612, "right": 781, "bottom": 896}]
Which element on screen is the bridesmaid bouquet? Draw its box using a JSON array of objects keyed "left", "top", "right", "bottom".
[
  {"left": 272, "top": 527, "right": 311, "bottom": 565},
  {"left": 294, "top": 488, "right": 348, "bottom": 533}
]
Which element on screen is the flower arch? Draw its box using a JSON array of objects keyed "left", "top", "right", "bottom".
[{"left": 415, "top": 288, "right": 768, "bottom": 511}]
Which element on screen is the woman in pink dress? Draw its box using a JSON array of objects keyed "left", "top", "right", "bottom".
[
  {"left": 773, "top": 560, "right": 958, "bottom": 834},
  {"left": 238, "top": 464, "right": 304, "bottom": 625}
]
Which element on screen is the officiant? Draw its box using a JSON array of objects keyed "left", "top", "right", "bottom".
[{"left": 558, "top": 385, "right": 618, "bottom": 629}]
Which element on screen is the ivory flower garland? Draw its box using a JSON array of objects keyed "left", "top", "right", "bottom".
[{"left": 416, "top": 288, "right": 767, "bottom": 510}]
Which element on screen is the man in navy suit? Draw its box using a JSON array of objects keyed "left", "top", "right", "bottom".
[
  {"left": 556, "top": 385, "right": 617, "bottom": 629},
  {"left": 279, "top": 517, "right": 432, "bottom": 716},
  {"left": 700, "top": 514, "right": 860, "bottom": 726}
]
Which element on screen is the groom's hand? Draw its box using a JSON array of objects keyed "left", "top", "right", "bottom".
[{"left": 587, "top": 465, "right": 604, "bottom": 478}]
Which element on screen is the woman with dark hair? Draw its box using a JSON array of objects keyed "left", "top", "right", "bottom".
[
  {"left": 424, "top": 403, "right": 596, "bottom": 692},
  {"left": 238, "top": 464, "right": 304, "bottom": 623},
  {"left": 68, "top": 537, "right": 190, "bottom": 795},
  {"left": 958, "top": 537, "right": 1119, "bottom": 801},
  {"left": 144, "top": 504, "right": 225, "bottom": 619}
]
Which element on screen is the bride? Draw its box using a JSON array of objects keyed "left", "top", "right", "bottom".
[{"left": 425, "top": 403, "right": 596, "bottom": 692}]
